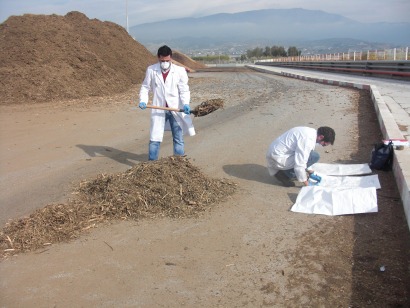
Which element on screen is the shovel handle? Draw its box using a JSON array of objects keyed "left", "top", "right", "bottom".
[{"left": 145, "top": 105, "right": 183, "bottom": 112}]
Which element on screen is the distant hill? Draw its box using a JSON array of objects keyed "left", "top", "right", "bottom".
[
  {"left": 130, "top": 8, "right": 410, "bottom": 52},
  {"left": 297, "top": 38, "right": 394, "bottom": 55}
]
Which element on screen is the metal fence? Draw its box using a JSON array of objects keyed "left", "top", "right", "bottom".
[{"left": 258, "top": 47, "right": 409, "bottom": 63}]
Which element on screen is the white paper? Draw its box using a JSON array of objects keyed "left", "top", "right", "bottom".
[
  {"left": 383, "top": 139, "right": 409, "bottom": 147},
  {"left": 319, "top": 174, "right": 381, "bottom": 189},
  {"left": 291, "top": 186, "right": 378, "bottom": 216},
  {"left": 310, "top": 163, "right": 372, "bottom": 175}
]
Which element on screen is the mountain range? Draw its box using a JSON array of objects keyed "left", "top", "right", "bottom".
[{"left": 129, "top": 8, "right": 410, "bottom": 54}]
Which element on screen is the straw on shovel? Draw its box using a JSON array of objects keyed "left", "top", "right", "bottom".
[{"left": 144, "top": 99, "right": 224, "bottom": 117}]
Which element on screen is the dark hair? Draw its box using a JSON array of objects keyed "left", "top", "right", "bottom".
[
  {"left": 317, "top": 126, "right": 335, "bottom": 145},
  {"left": 157, "top": 45, "right": 172, "bottom": 57}
]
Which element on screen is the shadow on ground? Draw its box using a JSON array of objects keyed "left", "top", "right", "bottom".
[
  {"left": 287, "top": 192, "right": 299, "bottom": 204},
  {"left": 222, "top": 163, "right": 277, "bottom": 185},
  {"left": 76, "top": 144, "right": 146, "bottom": 167}
]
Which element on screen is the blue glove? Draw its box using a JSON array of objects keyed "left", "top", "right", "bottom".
[
  {"left": 183, "top": 104, "right": 190, "bottom": 115},
  {"left": 139, "top": 102, "right": 147, "bottom": 110},
  {"left": 309, "top": 173, "right": 322, "bottom": 183}
]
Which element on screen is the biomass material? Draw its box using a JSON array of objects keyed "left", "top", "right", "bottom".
[
  {"left": 0, "top": 157, "right": 236, "bottom": 257},
  {"left": 193, "top": 98, "right": 224, "bottom": 117}
]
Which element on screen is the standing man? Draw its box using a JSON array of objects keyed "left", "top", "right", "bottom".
[
  {"left": 139, "top": 45, "right": 195, "bottom": 160},
  {"left": 266, "top": 126, "right": 335, "bottom": 187}
]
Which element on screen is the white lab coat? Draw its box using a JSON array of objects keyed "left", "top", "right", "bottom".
[
  {"left": 266, "top": 127, "right": 317, "bottom": 182},
  {"left": 139, "top": 62, "right": 196, "bottom": 142}
]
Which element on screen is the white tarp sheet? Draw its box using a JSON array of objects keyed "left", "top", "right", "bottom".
[
  {"left": 319, "top": 174, "right": 381, "bottom": 189},
  {"left": 310, "top": 163, "right": 372, "bottom": 175},
  {"left": 291, "top": 186, "right": 378, "bottom": 216},
  {"left": 291, "top": 163, "right": 379, "bottom": 216}
]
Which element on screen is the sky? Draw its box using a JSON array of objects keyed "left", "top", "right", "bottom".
[{"left": 1, "top": 0, "right": 409, "bottom": 29}]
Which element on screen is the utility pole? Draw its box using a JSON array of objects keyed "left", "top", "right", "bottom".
[{"left": 126, "top": 0, "right": 129, "bottom": 33}]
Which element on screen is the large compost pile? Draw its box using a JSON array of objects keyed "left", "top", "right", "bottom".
[
  {"left": 0, "top": 11, "right": 207, "bottom": 105},
  {"left": 0, "top": 11, "right": 157, "bottom": 104},
  {"left": 172, "top": 50, "right": 208, "bottom": 71}
]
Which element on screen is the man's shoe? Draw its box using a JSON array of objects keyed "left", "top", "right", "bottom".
[{"left": 274, "top": 171, "right": 295, "bottom": 187}]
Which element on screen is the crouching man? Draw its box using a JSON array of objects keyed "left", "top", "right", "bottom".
[{"left": 266, "top": 126, "right": 335, "bottom": 187}]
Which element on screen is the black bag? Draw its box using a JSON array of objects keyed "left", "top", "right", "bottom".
[{"left": 369, "top": 140, "right": 394, "bottom": 171}]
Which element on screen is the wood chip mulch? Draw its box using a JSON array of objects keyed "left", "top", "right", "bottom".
[
  {"left": 0, "top": 156, "right": 237, "bottom": 258},
  {"left": 193, "top": 98, "right": 224, "bottom": 117}
]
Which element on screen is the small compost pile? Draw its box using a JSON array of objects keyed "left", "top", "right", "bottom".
[
  {"left": 193, "top": 98, "right": 224, "bottom": 117},
  {"left": 0, "top": 157, "right": 237, "bottom": 257}
]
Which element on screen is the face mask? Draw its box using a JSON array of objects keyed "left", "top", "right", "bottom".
[{"left": 160, "top": 61, "right": 170, "bottom": 71}]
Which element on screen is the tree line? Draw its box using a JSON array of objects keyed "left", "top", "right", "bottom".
[
  {"left": 246, "top": 45, "right": 301, "bottom": 59},
  {"left": 191, "top": 55, "right": 230, "bottom": 62},
  {"left": 190, "top": 45, "right": 302, "bottom": 63}
]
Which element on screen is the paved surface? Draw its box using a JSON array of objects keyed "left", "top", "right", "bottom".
[{"left": 248, "top": 64, "right": 410, "bottom": 231}]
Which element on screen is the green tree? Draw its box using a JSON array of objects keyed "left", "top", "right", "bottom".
[
  {"left": 244, "top": 45, "right": 301, "bottom": 59},
  {"left": 287, "top": 46, "right": 301, "bottom": 57},
  {"left": 246, "top": 47, "right": 264, "bottom": 59},
  {"left": 271, "top": 45, "right": 287, "bottom": 57},
  {"left": 264, "top": 46, "right": 272, "bottom": 57}
]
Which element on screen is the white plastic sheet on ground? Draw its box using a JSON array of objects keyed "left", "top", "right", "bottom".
[
  {"left": 291, "top": 163, "right": 379, "bottom": 216},
  {"left": 310, "top": 163, "right": 372, "bottom": 175},
  {"left": 291, "top": 186, "right": 378, "bottom": 216},
  {"left": 319, "top": 174, "right": 380, "bottom": 189}
]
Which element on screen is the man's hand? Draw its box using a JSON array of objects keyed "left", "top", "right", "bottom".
[
  {"left": 139, "top": 102, "right": 147, "bottom": 110},
  {"left": 183, "top": 104, "right": 191, "bottom": 115}
]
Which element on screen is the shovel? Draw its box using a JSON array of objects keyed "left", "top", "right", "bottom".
[
  {"left": 144, "top": 99, "right": 224, "bottom": 117},
  {"left": 145, "top": 105, "right": 199, "bottom": 116}
]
